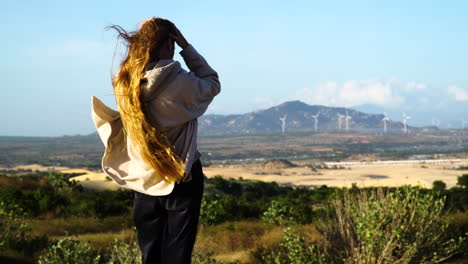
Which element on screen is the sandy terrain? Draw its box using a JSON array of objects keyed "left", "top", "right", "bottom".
[
  {"left": 59, "top": 159, "right": 468, "bottom": 190},
  {"left": 1, "top": 164, "right": 70, "bottom": 172},
  {"left": 203, "top": 162, "right": 467, "bottom": 189},
  {"left": 64, "top": 170, "right": 121, "bottom": 191}
]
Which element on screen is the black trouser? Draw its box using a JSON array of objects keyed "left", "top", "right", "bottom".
[{"left": 133, "top": 160, "right": 205, "bottom": 264}]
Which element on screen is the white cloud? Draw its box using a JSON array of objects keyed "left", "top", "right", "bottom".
[
  {"left": 405, "top": 81, "right": 427, "bottom": 92},
  {"left": 447, "top": 85, "right": 468, "bottom": 101},
  {"left": 289, "top": 79, "right": 406, "bottom": 107}
]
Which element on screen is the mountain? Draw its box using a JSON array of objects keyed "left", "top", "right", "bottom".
[
  {"left": 353, "top": 102, "right": 468, "bottom": 129},
  {"left": 199, "top": 101, "right": 422, "bottom": 135}
]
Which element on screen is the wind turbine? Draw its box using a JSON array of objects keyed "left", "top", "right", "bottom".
[
  {"left": 311, "top": 112, "right": 320, "bottom": 132},
  {"left": 462, "top": 119, "right": 467, "bottom": 136},
  {"left": 279, "top": 114, "right": 287, "bottom": 134},
  {"left": 382, "top": 112, "right": 389, "bottom": 134},
  {"left": 402, "top": 112, "right": 411, "bottom": 134},
  {"left": 337, "top": 113, "right": 344, "bottom": 130},
  {"left": 345, "top": 111, "right": 352, "bottom": 132}
]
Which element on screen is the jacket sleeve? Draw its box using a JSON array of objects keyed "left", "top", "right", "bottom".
[
  {"left": 178, "top": 44, "right": 220, "bottom": 110},
  {"left": 150, "top": 45, "right": 221, "bottom": 127}
]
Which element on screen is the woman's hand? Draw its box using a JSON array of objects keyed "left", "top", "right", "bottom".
[{"left": 170, "top": 25, "right": 189, "bottom": 49}]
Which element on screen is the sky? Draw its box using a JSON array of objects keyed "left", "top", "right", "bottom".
[{"left": 2, "top": 0, "right": 468, "bottom": 136}]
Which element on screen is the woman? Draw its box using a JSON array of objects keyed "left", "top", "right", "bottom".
[{"left": 91, "top": 17, "right": 220, "bottom": 264}]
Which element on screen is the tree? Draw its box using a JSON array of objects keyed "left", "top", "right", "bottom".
[{"left": 457, "top": 174, "right": 468, "bottom": 188}]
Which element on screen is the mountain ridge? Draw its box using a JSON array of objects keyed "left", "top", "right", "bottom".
[{"left": 199, "top": 100, "right": 427, "bottom": 135}]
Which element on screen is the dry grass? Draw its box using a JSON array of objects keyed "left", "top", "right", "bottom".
[
  {"left": 215, "top": 250, "right": 251, "bottom": 263},
  {"left": 194, "top": 220, "right": 322, "bottom": 263},
  {"left": 27, "top": 215, "right": 132, "bottom": 237},
  {"left": 195, "top": 221, "right": 278, "bottom": 254},
  {"left": 50, "top": 228, "right": 135, "bottom": 250},
  {"left": 26, "top": 214, "right": 321, "bottom": 263},
  {"left": 195, "top": 220, "right": 283, "bottom": 263}
]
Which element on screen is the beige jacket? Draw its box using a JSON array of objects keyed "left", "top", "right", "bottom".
[{"left": 91, "top": 45, "right": 220, "bottom": 196}]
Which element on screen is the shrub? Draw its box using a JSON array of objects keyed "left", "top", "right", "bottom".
[
  {"left": 262, "top": 200, "right": 297, "bottom": 225},
  {"left": 262, "top": 195, "right": 314, "bottom": 226},
  {"left": 199, "top": 196, "right": 227, "bottom": 225},
  {"left": 432, "top": 180, "right": 447, "bottom": 191},
  {"left": 208, "top": 176, "right": 243, "bottom": 196},
  {"left": 106, "top": 237, "right": 141, "bottom": 264},
  {"left": 192, "top": 251, "right": 241, "bottom": 264},
  {"left": 36, "top": 237, "right": 102, "bottom": 264},
  {"left": 458, "top": 174, "right": 468, "bottom": 188},
  {"left": 257, "top": 227, "right": 325, "bottom": 264},
  {"left": 192, "top": 251, "right": 219, "bottom": 264},
  {"left": 0, "top": 201, "right": 29, "bottom": 253},
  {"left": 317, "top": 186, "right": 467, "bottom": 264}
]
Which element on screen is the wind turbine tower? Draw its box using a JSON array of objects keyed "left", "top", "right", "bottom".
[
  {"left": 382, "top": 112, "right": 389, "bottom": 134},
  {"left": 345, "top": 111, "right": 352, "bottom": 132},
  {"left": 337, "top": 113, "right": 344, "bottom": 130},
  {"left": 462, "top": 119, "right": 466, "bottom": 136},
  {"left": 312, "top": 112, "right": 320, "bottom": 132},
  {"left": 402, "top": 112, "right": 411, "bottom": 134},
  {"left": 279, "top": 114, "right": 287, "bottom": 134}
]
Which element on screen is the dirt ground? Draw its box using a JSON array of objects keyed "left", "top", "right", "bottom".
[
  {"left": 203, "top": 161, "right": 467, "bottom": 189},
  {"left": 60, "top": 159, "right": 468, "bottom": 190}
]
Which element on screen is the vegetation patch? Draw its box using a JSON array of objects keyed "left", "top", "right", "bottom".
[{"left": 263, "top": 159, "right": 297, "bottom": 169}]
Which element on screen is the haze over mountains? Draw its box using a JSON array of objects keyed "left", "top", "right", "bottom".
[{"left": 199, "top": 101, "right": 436, "bottom": 136}]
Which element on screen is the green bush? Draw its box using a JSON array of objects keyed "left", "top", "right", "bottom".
[
  {"left": 0, "top": 174, "right": 133, "bottom": 218},
  {"left": 318, "top": 186, "right": 467, "bottom": 264},
  {"left": 199, "top": 196, "right": 227, "bottom": 225},
  {"left": 432, "top": 180, "right": 447, "bottom": 191},
  {"left": 256, "top": 227, "right": 325, "bottom": 264},
  {"left": 192, "top": 251, "right": 240, "bottom": 264},
  {"left": 0, "top": 201, "right": 29, "bottom": 253},
  {"left": 105, "top": 237, "right": 141, "bottom": 264},
  {"left": 458, "top": 174, "right": 468, "bottom": 188},
  {"left": 262, "top": 200, "right": 297, "bottom": 225},
  {"left": 36, "top": 237, "right": 102, "bottom": 264},
  {"left": 192, "top": 251, "right": 219, "bottom": 264}
]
